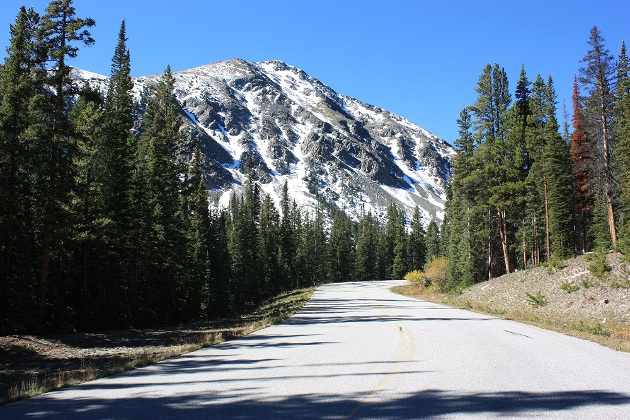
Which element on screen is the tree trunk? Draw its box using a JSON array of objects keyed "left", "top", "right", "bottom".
[
  {"left": 544, "top": 179, "right": 551, "bottom": 261},
  {"left": 38, "top": 200, "right": 54, "bottom": 329},
  {"left": 532, "top": 213, "right": 540, "bottom": 266},
  {"left": 37, "top": 141, "right": 59, "bottom": 330},
  {"left": 522, "top": 219, "right": 528, "bottom": 268},
  {"left": 600, "top": 103, "right": 617, "bottom": 247},
  {"left": 497, "top": 208, "right": 512, "bottom": 274}
]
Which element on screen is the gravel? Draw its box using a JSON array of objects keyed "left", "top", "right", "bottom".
[{"left": 457, "top": 252, "right": 630, "bottom": 326}]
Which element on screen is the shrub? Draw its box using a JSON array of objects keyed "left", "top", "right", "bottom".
[
  {"left": 424, "top": 257, "right": 449, "bottom": 293},
  {"left": 404, "top": 270, "right": 426, "bottom": 283},
  {"left": 587, "top": 251, "right": 611, "bottom": 279},
  {"left": 560, "top": 280, "right": 579, "bottom": 293},
  {"left": 525, "top": 290, "right": 547, "bottom": 307},
  {"left": 546, "top": 258, "right": 566, "bottom": 274}
]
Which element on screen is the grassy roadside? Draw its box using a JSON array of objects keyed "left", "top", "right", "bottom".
[
  {"left": 0, "top": 287, "right": 314, "bottom": 405},
  {"left": 392, "top": 282, "right": 630, "bottom": 353}
]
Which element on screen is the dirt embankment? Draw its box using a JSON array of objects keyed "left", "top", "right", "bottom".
[
  {"left": 397, "top": 251, "right": 630, "bottom": 352},
  {"left": 460, "top": 252, "right": 630, "bottom": 325}
]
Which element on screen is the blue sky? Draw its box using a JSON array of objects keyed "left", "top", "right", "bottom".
[{"left": 1, "top": 0, "right": 628, "bottom": 143}]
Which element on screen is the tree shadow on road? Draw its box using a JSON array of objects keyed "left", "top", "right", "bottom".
[{"left": 2, "top": 387, "right": 628, "bottom": 419}]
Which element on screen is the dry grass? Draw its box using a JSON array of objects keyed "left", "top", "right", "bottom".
[{"left": 0, "top": 287, "right": 314, "bottom": 404}]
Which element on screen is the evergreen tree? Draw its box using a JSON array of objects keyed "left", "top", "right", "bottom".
[
  {"left": 133, "top": 65, "right": 186, "bottom": 325},
  {"left": 35, "top": 0, "right": 95, "bottom": 328},
  {"left": 445, "top": 108, "right": 484, "bottom": 288},
  {"left": 279, "top": 181, "right": 295, "bottom": 289},
  {"left": 508, "top": 67, "right": 532, "bottom": 268},
  {"left": 471, "top": 63, "right": 512, "bottom": 278},
  {"left": 382, "top": 203, "right": 405, "bottom": 279},
  {"left": 294, "top": 206, "right": 327, "bottom": 286},
  {"left": 208, "top": 210, "right": 232, "bottom": 317},
  {"left": 425, "top": 220, "right": 441, "bottom": 262},
  {"left": 571, "top": 77, "right": 594, "bottom": 254},
  {"left": 328, "top": 210, "right": 354, "bottom": 282},
  {"left": 579, "top": 25, "right": 617, "bottom": 247},
  {"left": 542, "top": 77, "right": 575, "bottom": 259},
  {"left": 615, "top": 42, "right": 630, "bottom": 253},
  {"left": 185, "top": 143, "right": 211, "bottom": 320},
  {"left": 0, "top": 7, "right": 42, "bottom": 330},
  {"left": 407, "top": 207, "right": 426, "bottom": 271},
  {"left": 526, "top": 74, "right": 551, "bottom": 264},
  {"left": 391, "top": 231, "right": 408, "bottom": 280},
  {"left": 68, "top": 84, "right": 103, "bottom": 329},
  {"left": 258, "top": 194, "right": 281, "bottom": 296},
  {"left": 355, "top": 212, "right": 377, "bottom": 280},
  {"left": 91, "top": 20, "right": 136, "bottom": 327}
]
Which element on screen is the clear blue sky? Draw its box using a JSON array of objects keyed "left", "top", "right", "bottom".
[{"left": 1, "top": 0, "right": 628, "bottom": 143}]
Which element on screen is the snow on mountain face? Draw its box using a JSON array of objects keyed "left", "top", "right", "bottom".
[{"left": 73, "top": 59, "right": 455, "bottom": 224}]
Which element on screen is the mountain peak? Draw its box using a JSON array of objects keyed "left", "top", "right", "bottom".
[{"left": 73, "top": 59, "right": 454, "bottom": 224}]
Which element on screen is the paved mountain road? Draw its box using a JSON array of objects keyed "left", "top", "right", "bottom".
[{"left": 2, "top": 280, "right": 629, "bottom": 419}]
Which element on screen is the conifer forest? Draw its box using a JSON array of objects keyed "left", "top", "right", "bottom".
[
  {"left": 1, "top": 1, "right": 629, "bottom": 333},
  {"left": 444, "top": 27, "right": 630, "bottom": 291}
]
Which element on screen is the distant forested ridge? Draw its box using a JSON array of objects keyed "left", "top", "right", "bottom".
[{"left": 443, "top": 26, "right": 630, "bottom": 291}]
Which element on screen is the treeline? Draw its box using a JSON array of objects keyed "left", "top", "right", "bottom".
[
  {"left": 443, "top": 26, "right": 630, "bottom": 291},
  {"left": 0, "top": 1, "right": 435, "bottom": 333}
]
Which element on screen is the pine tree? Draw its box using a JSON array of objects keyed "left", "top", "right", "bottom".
[
  {"left": 304, "top": 207, "right": 328, "bottom": 285},
  {"left": 579, "top": 25, "right": 617, "bottom": 247},
  {"left": 571, "top": 77, "right": 593, "bottom": 254},
  {"left": 355, "top": 212, "right": 377, "bottom": 280},
  {"left": 407, "top": 207, "right": 426, "bottom": 271},
  {"left": 526, "top": 74, "right": 551, "bottom": 264},
  {"left": 185, "top": 143, "right": 211, "bottom": 320},
  {"left": 91, "top": 20, "right": 136, "bottom": 327},
  {"left": 208, "top": 209, "right": 232, "bottom": 317},
  {"left": 68, "top": 83, "right": 103, "bottom": 329},
  {"left": 425, "top": 220, "right": 441, "bottom": 262},
  {"left": 509, "top": 67, "right": 532, "bottom": 268},
  {"left": 35, "top": 0, "right": 95, "bottom": 328},
  {"left": 278, "top": 181, "right": 295, "bottom": 289},
  {"left": 258, "top": 194, "right": 280, "bottom": 296},
  {"left": 391, "top": 231, "right": 409, "bottom": 280},
  {"left": 445, "top": 107, "right": 484, "bottom": 288},
  {"left": 615, "top": 42, "right": 630, "bottom": 253},
  {"left": 471, "top": 63, "right": 512, "bottom": 278},
  {"left": 542, "top": 77, "right": 575, "bottom": 260},
  {"left": 382, "top": 203, "right": 405, "bottom": 279},
  {"left": 328, "top": 210, "right": 354, "bottom": 282},
  {"left": 0, "top": 6, "right": 42, "bottom": 329},
  {"left": 133, "top": 65, "right": 186, "bottom": 325}
]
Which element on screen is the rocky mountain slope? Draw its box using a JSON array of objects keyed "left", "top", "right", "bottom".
[{"left": 74, "top": 59, "right": 455, "bottom": 223}]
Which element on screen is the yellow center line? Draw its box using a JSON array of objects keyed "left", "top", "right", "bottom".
[{"left": 345, "top": 288, "right": 416, "bottom": 419}]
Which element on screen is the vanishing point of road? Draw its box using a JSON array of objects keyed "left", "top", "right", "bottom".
[{"left": 1, "top": 280, "right": 629, "bottom": 419}]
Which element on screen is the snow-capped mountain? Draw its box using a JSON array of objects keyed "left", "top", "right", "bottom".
[{"left": 73, "top": 58, "right": 455, "bottom": 224}]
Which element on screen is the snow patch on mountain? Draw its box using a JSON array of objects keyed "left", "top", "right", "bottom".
[{"left": 72, "top": 59, "right": 455, "bottom": 226}]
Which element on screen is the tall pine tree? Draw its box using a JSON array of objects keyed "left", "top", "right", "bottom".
[
  {"left": 579, "top": 25, "right": 617, "bottom": 247},
  {"left": 35, "top": 0, "right": 95, "bottom": 328},
  {"left": 616, "top": 42, "right": 630, "bottom": 253},
  {"left": 0, "top": 7, "right": 42, "bottom": 330}
]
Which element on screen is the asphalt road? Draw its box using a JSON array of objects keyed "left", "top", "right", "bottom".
[{"left": 1, "top": 280, "right": 630, "bottom": 419}]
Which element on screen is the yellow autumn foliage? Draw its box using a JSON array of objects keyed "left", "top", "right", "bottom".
[
  {"left": 424, "top": 257, "right": 448, "bottom": 292},
  {"left": 404, "top": 270, "right": 425, "bottom": 283}
]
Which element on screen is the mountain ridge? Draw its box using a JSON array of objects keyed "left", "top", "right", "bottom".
[{"left": 72, "top": 58, "right": 455, "bottom": 224}]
